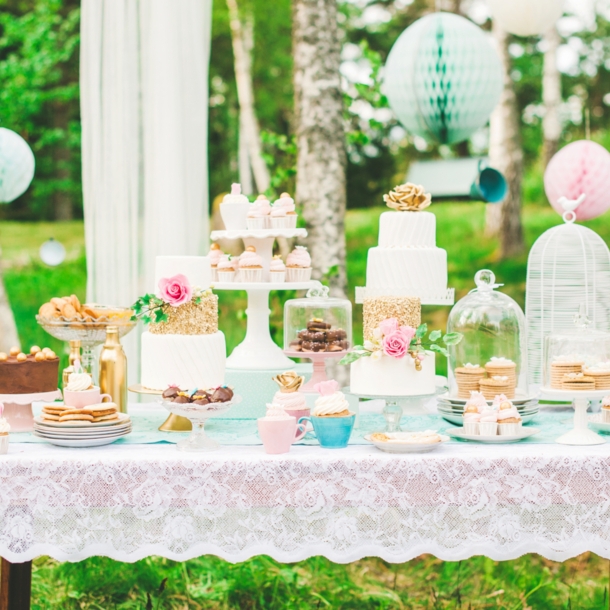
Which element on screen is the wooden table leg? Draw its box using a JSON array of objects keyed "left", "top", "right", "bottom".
[{"left": 0, "top": 558, "right": 32, "bottom": 610}]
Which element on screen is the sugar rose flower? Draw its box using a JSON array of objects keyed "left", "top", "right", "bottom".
[
  {"left": 158, "top": 274, "right": 192, "bottom": 307},
  {"left": 383, "top": 183, "right": 431, "bottom": 212},
  {"left": 398, "top": 326, "right": 416, "bottom": 343},
  {"left": 383, "top": 331, "right": 409, "bottom": 359},
  {"left": 378, "top": 318, "right": 399, "bottom": 337},
  {"left": 314, "top": 379, "right": 340, "bottom": 396}
]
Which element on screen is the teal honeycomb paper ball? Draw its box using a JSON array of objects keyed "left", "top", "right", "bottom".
[
  {"left": 0, "top": 127, "right": 35, "bottom": 203},
  {"left": 383, "top": 13, "right": 503, "bottom": 145}
]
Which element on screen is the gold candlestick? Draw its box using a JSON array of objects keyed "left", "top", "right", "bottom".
[{"left": 99, "top": 326, "right": 128, "bottom": 413}]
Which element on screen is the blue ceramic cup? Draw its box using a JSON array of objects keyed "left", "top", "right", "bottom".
[{"left": 299, "top": 414, "right": 355, "bottom": 449}]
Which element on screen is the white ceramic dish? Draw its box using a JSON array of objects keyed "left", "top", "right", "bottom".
[
  {"left": 588, "top": 413, "right": 610, "bottom": 434},
  {"left": 440, "top": 411, "right": 538, "bottom": 426},
  {"left": 365, "top": 431, "right": 449, "bottom": 454},
  {"left": 33, "top": 413, "right": 130, "bottom": 428},
  {"left": 437, "top": 404, "right": 539, "bottom": 415},
  {"left": 438, "top": 393, "right": 538, "bottom": 406},
  {"left": 34, "top": 425, "right": 132, "bottom": 439},
  {"left": 447, "top": 427, "right": 540, "bottom": 443},
  {"left": 33, "top": 431, "right": 130, "bottom": 447},
  {"left": 437, "top": 399, "right": 539, "bottom": 411}
]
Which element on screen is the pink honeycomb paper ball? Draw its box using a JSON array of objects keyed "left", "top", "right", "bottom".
[{"left": 544, "top": 140, "right": 610, "bottom": 221}]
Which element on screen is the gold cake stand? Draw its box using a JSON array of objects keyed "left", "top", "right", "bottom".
[{"left": 129, "top": 384, "right": 191, "bottom": 431}]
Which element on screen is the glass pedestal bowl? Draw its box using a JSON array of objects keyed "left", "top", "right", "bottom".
[{"left": 160, "top": 397, "right": 239, "bottom": 452}]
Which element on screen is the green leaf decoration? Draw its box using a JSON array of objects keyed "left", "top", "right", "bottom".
[
  {"left": 429, "top": 329, "right": 442, "bottom": 342},
  {"left": 142, "top": 315, "right": 151, "bottom": 325},
  {"left": 339, "top": 350, "right": 371, "bottom": 365},
  {"left": 429, "top": 344, "right": 449, "bottom": 357},
  {"left": 443, "top": 332, "right": 463, "bottom": 346},
  {"left": 415, "top": 323, "right": 427, "bottom": 340}
]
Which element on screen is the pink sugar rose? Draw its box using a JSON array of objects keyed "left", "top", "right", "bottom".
[
  {"left": 383, "top": 331, "right": 409, "bottom": 359},
  {"left": 378, "top": 318, "right": 399, "bottom": 337},
  {"left": 158, "top": 274, "right": 192, "bottom": 307},
  {"left": 398, "top": 325, "right": 416, "bottom": 343},
  {"left": 314, "top": 379, "right": 340, "bottom": 396}
]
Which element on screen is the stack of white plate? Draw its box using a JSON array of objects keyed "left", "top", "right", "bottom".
[
  {"left": 33, "top": 413, "right": 132, "bottom": 447},
  {"left": 437, "top": 394, "right": 539, "bottom": 426}
]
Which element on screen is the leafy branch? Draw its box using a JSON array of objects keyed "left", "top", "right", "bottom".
[{"left": 131, "top": 294, "right": 168, "bottom": 325}]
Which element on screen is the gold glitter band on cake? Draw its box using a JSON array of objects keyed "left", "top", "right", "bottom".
[
  {"left": 363, "top": 296, "right": 421, "bottom": 341},
  {"left": 149, "top": 293, "right": 219, "bottom": 335}
]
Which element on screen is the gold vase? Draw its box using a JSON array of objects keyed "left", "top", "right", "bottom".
[
  {"left": 99, "top": 326, "right": 128, "bottom": 413},
  {"left": 62, "top": 340, "right": 82, "bottom": 386}
]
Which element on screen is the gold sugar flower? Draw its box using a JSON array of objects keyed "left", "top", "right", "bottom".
[
  {"left": 383, "top": 182, "right": 431, "bottom": 212},
  {"left": 272, "top": 370, "right": 304, "bottom": 393}
]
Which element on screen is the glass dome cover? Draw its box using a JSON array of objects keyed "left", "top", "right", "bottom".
[
  {"left": 284, "top": 286, "right": 352, "bottom": 353},
  {"left": 447, "top": 270, "right": 528, "bottom": 399},
  {"left": 543, "top": 307, "right": 610, "bottom": 390}
]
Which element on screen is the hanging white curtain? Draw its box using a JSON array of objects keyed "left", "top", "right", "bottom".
[{"left": 80, "top": 0, "right": 212, "bottom": 382}]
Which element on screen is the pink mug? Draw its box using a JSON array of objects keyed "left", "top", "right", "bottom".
[
  {"left": 284, "top": 407, "right": 311, "bottom": 436},
  {"left": 63, "top": 387, "right": 112, "bottom": 408},
  {"left": 257, "top": 416, "right": 306, "bottom": 454}
]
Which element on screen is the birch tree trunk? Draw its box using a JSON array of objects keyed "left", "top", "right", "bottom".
[
  {"left": 227, "top": 0, "right": 270, "bottom": 193},
  {"left": 542, "top": 24, "right": 562, "bottom": 167},
  {"left": 0, "top": 270, "right": 20, "bottom": 352},
  {"left": 485, "top": 20, "right": 524, "bottom": 258},
  {"left": 293, "top": 0, "right": 347, "bottom": 298}
]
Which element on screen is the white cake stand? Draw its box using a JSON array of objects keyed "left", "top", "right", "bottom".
[
  {"left": 540, "top": 387, "right": 609, "bottom": 445},
  {"left": 347, "top": 389, "right": 438, "bottom": 433},
  {"left": 211, "top": 228, "right": 320, "bottom": 370}
]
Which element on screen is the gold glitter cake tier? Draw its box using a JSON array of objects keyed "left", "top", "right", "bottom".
[
  {"left": 363, "top": 296, "right": 421, "bottom": 340},
  {"left": 149, "top": 293, "right": 219, "bottom": 335}
]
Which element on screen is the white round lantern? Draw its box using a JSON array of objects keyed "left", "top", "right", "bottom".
[
  {"left": 487, "top": 0, "right": 564, "bottom": 37},
  {"left": 383, "top": 13, "right": 503, "bottom": 145},
  {"left": 0, "top": 128, "right": 35, "bottom": 203}
]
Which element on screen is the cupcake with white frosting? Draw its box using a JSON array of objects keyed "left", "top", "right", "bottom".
[
  {"left": 247, "top": 198, "right": 269, "bottom": 230},
  {"left": 479, "top": 403, "right": 498, "bottom": 436},
  {"left": 462, "top": 403, "right": 480, "bottom": 435},
  {"left": 217, "top": 254, "right": 236, "bottom": 283},
  {"left": 239, "top": 246, "right": 264, "bottom": 283},
  {"left": 272, "top": 370, "right": 308, "bottom": 414},
  {"left": 269, "top": 256, "right": 286, "bottom": 283},
  {"left": 496, "top": 395, "right": 522, "bottom": 436},
  {"left": 208, "top": 243, "right": 223, "bottom": 281},
  {"left": 312, "top": 380, "right": 351, "bottom": 417},
  {"left": 273, "top": 192, "right": 297, "bottom": 228}
]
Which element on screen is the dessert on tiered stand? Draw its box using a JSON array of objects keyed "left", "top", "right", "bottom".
[
  {"left": 355, "top": 182, "right": 454, "bottom": 306},
  {"left": 0, "top": 345, "right": 61, "bottom": 432},
  {"left": 211, "top": 183, "right": 318, "bottom": 371}
]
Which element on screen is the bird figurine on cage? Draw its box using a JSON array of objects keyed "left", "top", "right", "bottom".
[{"left": 558, "top": 193, "right": 586, "bottom": 216}]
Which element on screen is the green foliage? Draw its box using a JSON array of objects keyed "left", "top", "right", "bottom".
[
  {"left": 132, "top": 293, "right": 167, "bottom": 325},
  {"left": 0, "top": 0, "right": 81, "bottom": 220}
]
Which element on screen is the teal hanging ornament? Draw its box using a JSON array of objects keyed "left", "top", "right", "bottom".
[{"left": 383, "top": 13, "right": 503, "bottom": 145}]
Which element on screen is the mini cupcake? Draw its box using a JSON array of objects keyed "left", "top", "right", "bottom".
[
  {"left": 479, "top": 404, "right": 498, "bottom": 436},
  {"left": 247, "top": 199, "right": 268, "bottom": 230},
  {"left": 255, "top": 194, "right": 272, "bottom": 227},
  {"left": 286, "top": 246, "right": 312, "bottom": 282},
  {"left": 311, "top": 380, "right": 355, "bottom": 448},
  {"left": 0, "top": 404, "right": 9, "bottom": 455},
  {"left": 496, "top": 395, "right": 522, "bottom": 436},
  {"left": 269, "top": 255, "right": 286, "bottom": 283},
  {"left": 208, "top": 243, "right": 223, "bottom": 281},
  {"left": 313, "top": 380, "right": 351, "bottom": 417},
  {"left": 603, "top": 395, "right": 610, "bottom": 423},
  {"left": 217, "top": 254, "right": 236, "bottom": 282},
  {"left": 270, "top": 204, "right": 290, "bottom": 229},
  {"left": 220, "top": 183, "right": 251, "bottom": 230},
  {"left": 466, "top": 390, "right": 488, "bottom": 412},
  {"left": 272, "top": 370, "right": 308, "bottom": 415},
  {"left": 239, "top": 246, "right": 264, "bottom": 282},
  {"left": 273, "top": 192, "right": 297, "bottom": 228},
  {"left": 462, "top": 403, "right": 480, "bottom": 435}
]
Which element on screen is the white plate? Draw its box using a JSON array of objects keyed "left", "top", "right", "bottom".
[
  {"left": 34, "top": 425, "right": 132, "bottom": 437},
  {"left": 364, "top": 431, "right": 449, "bottom": 453},
  {"left": 447, "top": 427, "right": 540, "bottom": 443},
  {"left": 440, "top": 411, "right": 538, "bottom": 426},
  {"left": 437, "top": 400, "right": 539, "bottom": 410},
  {"left": 588, "top": 414, "right": 610, "bottom": 434},
  {"left": 34, "top": 431, "right": 130, "bottom": 447},
  {"left": 438, "top": 393, "right": 538, "bottom": 406},
  {"left": 437, "top": 404, "right": 539, "bottom": 415},
  {"left": 34, "top": 413, "right": 130, "bottom": 428}
]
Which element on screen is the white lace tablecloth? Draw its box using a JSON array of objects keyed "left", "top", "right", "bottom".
[{"left": 2, "top": 406, "right": 610, "bottom": 564}]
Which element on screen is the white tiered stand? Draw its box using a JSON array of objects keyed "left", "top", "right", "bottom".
[{"left": 210, "top": 228, "right": 320, "bottom": 369}]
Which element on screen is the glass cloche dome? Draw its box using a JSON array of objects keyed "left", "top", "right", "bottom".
[
  {"left": 447, "top": 270, "right": 527, "bottom": 399},
  {"left": 284, "top": 286, "right": 352, "bottom": 353},
  {"left": 543, "top": 307, "right": 610, "bottom": 391}
]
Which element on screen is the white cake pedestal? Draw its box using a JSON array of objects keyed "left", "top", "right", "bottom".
[
  {"left": 540, "top": 387, "right": 608, "bottom": 445},
  {"left": 211, "top": 228, "right": 320, "bottom": 370}
]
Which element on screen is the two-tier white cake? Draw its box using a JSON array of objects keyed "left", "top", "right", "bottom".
[{"left": 141, "top": 256, "right": 226, "bottom": 391}]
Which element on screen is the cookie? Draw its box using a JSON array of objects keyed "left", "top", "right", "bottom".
[
  {"left": 59, "top": 413, "right": 95, "bottom": 422},
  {"left": 41, "top": 413, "right": 61, "bottom": 421},
  {"left": 92, "top": 413, "right": 119, "bottom": 422},
  {"left": 87, "top": 402, "right": 118, "bottom": 412},
  {"left": 562, "top": 373, "right": 595, "bottom": 391}
]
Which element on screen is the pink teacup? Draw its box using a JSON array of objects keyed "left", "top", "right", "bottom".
[
  {"left": 257, "top": 416, "right": 306, "bottom": 454},
  {"left": 63, "top": 387, "right": 112, "bottom": 408}
]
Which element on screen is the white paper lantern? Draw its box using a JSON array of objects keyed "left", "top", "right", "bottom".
[
  {"left": 487, "top": 0, "right": 564, "bottom": 37},
  {"left": 383, "top": 13, "right": 503, "bottom": 145},
  {"left": 0, "top": 128, "right": 35, "bottom": 203}
]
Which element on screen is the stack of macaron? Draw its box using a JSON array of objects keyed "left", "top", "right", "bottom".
[{"left": 40, "top": 402, "right": 120, "bottom": 424}]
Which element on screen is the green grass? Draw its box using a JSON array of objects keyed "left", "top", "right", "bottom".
[{"left": 4, "top": 206, "right": 610, "bottom": 608}]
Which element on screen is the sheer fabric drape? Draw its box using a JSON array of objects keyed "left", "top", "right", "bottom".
[{"left": 80, "top": 0, "right": 212, "bottom": 381}]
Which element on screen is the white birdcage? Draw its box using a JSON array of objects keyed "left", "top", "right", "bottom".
[{"left": 526, "top": 198, "right": 610, "bottom": 390}]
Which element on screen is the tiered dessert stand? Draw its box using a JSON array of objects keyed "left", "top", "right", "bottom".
[
  {"left": 540, "top": 387, "right": 608, "bottom": 445},
  {"left": 210, "top": 228, "right": 320, "bottom": 370}
]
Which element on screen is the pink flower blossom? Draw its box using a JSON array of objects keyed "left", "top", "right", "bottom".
[
  {"left": 158, "top": 274, "right": 193, "bottom": 307},
  {"left": 378, "top": 318, "right": 399, "bottom": 337},
  {"left": 398, "top": 326, "right": 416, "bottom": 343},
  {"left": 382, "top": 331, "right": 409, "bottom": 359},
  {"left": 314, "top": 380, "right": 340, "bottom": 396}
]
